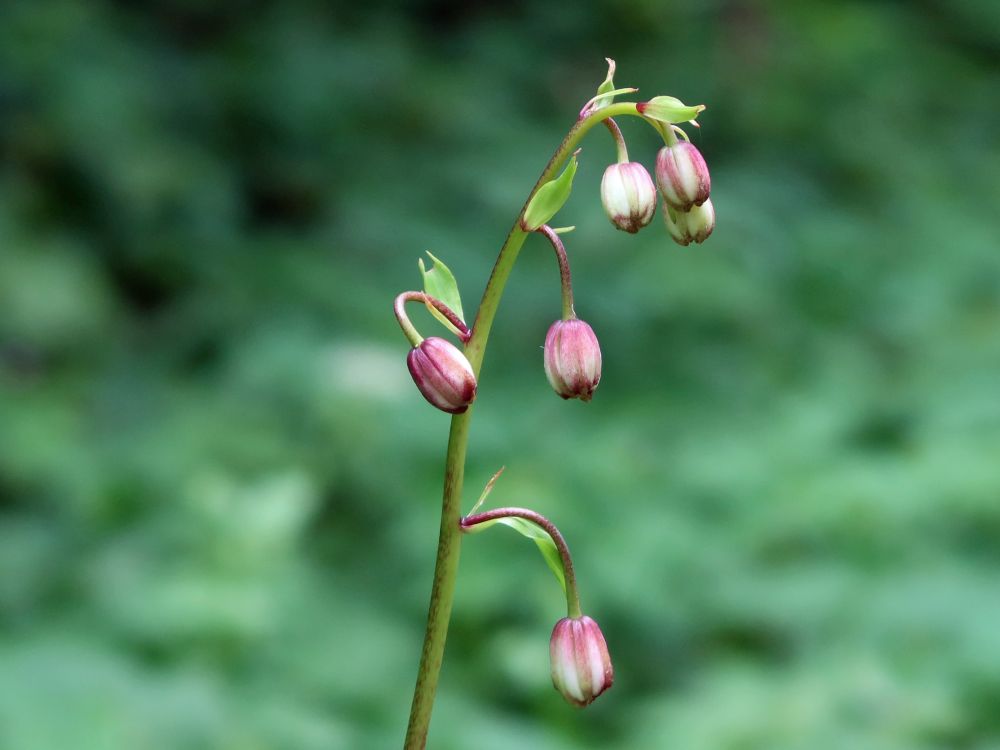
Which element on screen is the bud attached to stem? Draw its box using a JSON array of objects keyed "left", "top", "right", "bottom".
[
  {"left": 407, "top": 337, "right": 477, "bottom": 414},
  {"left": 394, "top": 291, "right": 476, "bottom": 413},
  {"left": 544, "top": 318, "right": 602, "bottom": 401},
  {"left": 550, "top": 615, "right": 614, "bottom": 707},
  {"left": 534, "top": 226, "right": 603, "bottom": 401},
  {"left": 460, "top": 505, "right": 611, "bottom": 707},
  {"left": 655, "top": 141, "right": 711, "bottom": 211},
  {"left": 601, "top": 162, "right": 657, "bottom": 233}
]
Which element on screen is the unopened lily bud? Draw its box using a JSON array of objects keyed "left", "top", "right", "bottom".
[
  {"left": 664, "top": 198, "right": 716, "bottom": 246},
  {"left": 406, "top": 337, "right": 477, "bottom": 414},
  {"left": 600, "top": 162, "right": 657, "bottom": 233},
  {"left": 543, "top": 319, "right": 602, "bottom": 401},
  {"left": 550, "top": 615, "right": 614, "bottom": 707},
  {"left": 655, "top": 141, "right": 711, "bottom": 211}
]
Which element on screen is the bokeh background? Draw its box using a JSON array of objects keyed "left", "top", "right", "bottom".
[{"left": 2, "top": 0, "right": 1000, "bottom": 748}]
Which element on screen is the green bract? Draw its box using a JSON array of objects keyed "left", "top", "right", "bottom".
[
  {"left": 638, "top": 95, "right": 706, "bottom": 124},
  {"left": 591, "top": 57, "right": 617, "bottom": 111},
  {"left": 418, "top": 251, "right": 465, "bottom": 330},
  {"left": 521, "top": 152, "right": 578, "bottom": 232}
]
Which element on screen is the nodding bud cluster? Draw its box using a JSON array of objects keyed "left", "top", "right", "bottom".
[
  {"left": 407, "top": 337, "right": 477, "bottom": 414},
  {"left": 664, "top": 199, "right": 716, "bottom": 246},
  {"left": 656, "top": 141, "right": 714, "bottom": 245},
  {"left": 550, "top": 616, "right": 614, "bottom": 707},
  {"left": 544, "top": 318, "right": 602, "bottom": 401},
  {"left": 600, "top": 162, "right": 657, "bottom": 233}
]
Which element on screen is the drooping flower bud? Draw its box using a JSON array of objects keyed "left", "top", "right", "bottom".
[
  {"left": 543, "top": 319, "right": 602, "bottom": 401},
  {"left": 550, "top": 615, "right": 614, "bottom": 707},
  {"left": 664, "top": 198, "right": 716, "bottom": 246},
  {"left": 406, "top": 337, "right": 477, "bottom": 414},
  {"left": 655, "top": 141, "right": 711, "bottom": 211},
  {"left": 600, "top": 162, "right": 657, "bottom": 233}
]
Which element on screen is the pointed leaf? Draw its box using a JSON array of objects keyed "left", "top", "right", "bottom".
[
  {"left": 522, "top": 153, "right": 579, "bottom": 232},
  {"left": 469, "top": 467, "right": 505, "bottom": 515},
  {"left": 418, "top": 252, "right": 464, "bottom": 323},
  {"left": 593, "top": 57, "right": 616, "bottom": 109}
]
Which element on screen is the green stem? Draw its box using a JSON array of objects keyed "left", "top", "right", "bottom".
[{"left": 403, "top": 100, "right": 642, "bottom": 750}]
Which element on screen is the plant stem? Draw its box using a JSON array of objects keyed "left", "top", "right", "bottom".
[
  {"left": 403, "top": 411, "right": 470, "bottom": 750},
  {"left": 403, "top": 100, "right": 642, "bottom": 750}
]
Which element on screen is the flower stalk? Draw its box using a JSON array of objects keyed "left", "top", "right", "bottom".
[
  {"left": 401, "top": 74, "right": 711, "bottom": 745},
  {"left": 537, "top": 225, "right": 575, "bottom": 321},
  {"left": 394, "top": 291, "right": 471, "bottom": 346},
  {"left": 403, "top": 100, "right": 646, "bottom": 750},
  {"left": 460, "top": 506, "right": 583, "bottom": 618}
]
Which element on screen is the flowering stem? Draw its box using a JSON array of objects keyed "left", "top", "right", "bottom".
[
  {"left": 403, "top": 100, "right": 644, "bottom": 750},
  {"left": 460, "top": 507, "right": 583, "bottom": 618},
  {"left": 537, "top": 225, "right": 575, "bottom": 320}
]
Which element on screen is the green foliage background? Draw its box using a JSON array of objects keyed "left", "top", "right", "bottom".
[{"left": 2, "top": 1, "right": 1000, "bottom": 748}]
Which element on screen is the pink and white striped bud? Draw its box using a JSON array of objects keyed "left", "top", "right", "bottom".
[
  {"left": 543, "top": 319, "right": 602, "bottom": 401},
  {"left": 550, "top": 615, "right": 614, "bottom": 707},
  {"left": 664, "top": 198, "right": 716, "bottom": 246},
  {"left": 406, "top": 337, "right": 477, "bottom": 414},
  {"left": 600, "top": 162, "right": 657, "bottom": 233},
  {"left": 655, "top": 141, "right": 711, "bottom": 211}
]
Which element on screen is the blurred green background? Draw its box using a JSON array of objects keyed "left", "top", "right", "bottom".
[{"left": 2, "top": 1, "right": 1000, "bottom": 748}]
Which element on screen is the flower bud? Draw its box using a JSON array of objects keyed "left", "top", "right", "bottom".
[
  {"left": 550, "top": 615, "right": 614, "bottom": 707},
  {"left": 655, "top": 141, "right": 711, "bottom": 211},
  {"left": 664, "top": 198, "right": 716, "bottom": 246},
  {"left": 543, "top": 319, "right": 602, "bottom": 401},
  {"left": 406, "top": 337, "right": 477, "bottom": 414},
  {"left": 600, "top": 162, "right": 657, "bottom": 233}
]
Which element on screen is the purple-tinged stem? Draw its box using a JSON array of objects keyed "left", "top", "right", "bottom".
[
  {"left": 603, "top": 118, "right": 629, "bottom": 163},
  {"left": 461, "top": 506, "right": 582, "bottom": 618},
  {"left": 537, "top": 226, "right": 575, "bottom": 321},
  {"left": 394, "top": 291, "right": 471, "bottom": 347}
]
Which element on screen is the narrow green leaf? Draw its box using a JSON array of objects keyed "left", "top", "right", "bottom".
[
  {"left": 592, "top": 57, "right": 617, "bottom": 110},
  {"left": 522, "top": 153, "right": 579, "bottom": 232},
  {"left": 469, "top": 466, "right": 505, "bottom": 515},
  {"left": 418, "top": 251, "right": 464, "bottom": 323},
  {"left": 497, "top": 517, "right": 566, "bottom": 594},
  {"left": 464, "top": 516, "right": 566, "bottom": 595}
]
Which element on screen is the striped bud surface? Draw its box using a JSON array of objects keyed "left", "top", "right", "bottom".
[
  {"left": 550, "top": 616, "right": 614, "bottom": 707},
  {"left": 655, "top": 141, "right": 711, "bottom": 211},
  {"left": 406, "top": 337, "right": 477, "bottom": 414},
  {"left": 600, "top": 162, "right": 657, "bottom": 233},
  {"left": 664, "top": 198, "right": 716, "bottom": 246},
  {"left": 543, "top": 318, "right": 602, "bottom": 401}
]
